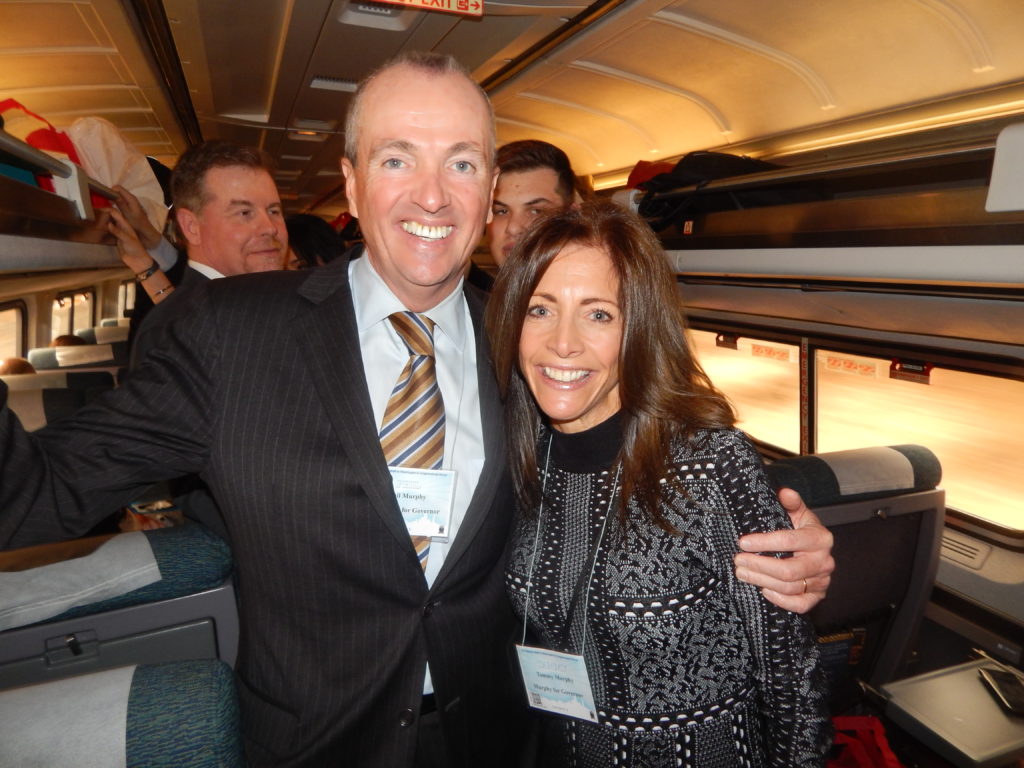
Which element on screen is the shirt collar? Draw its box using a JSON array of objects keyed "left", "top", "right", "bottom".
[
  {"left": 350, "top": 253, "right": 468, "bottom": 352},
  {"left": 188, "top": 259, "right": 226, "bottom": 280}
]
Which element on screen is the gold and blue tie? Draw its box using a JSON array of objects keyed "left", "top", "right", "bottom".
[{"left": 380, "top": 312, "right": 445, "bottom": 570}]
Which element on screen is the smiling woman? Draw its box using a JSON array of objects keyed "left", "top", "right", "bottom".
[
  {"left": 485, "top": 198, "right": 831, "bottom": 767},
  {"left": 488, "top": 198, "right": 735, "bottom": 518},
  {"left": 517, "top": 242, "right": 622, "bottom": 434}
]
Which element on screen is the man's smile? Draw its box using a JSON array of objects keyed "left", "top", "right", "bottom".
[{"left": 401, "top": 221, "right": 454, "bottom": 241}]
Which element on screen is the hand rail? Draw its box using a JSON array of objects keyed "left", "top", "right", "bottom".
[{"left": 0, "top": 128, "right": 116, "bottom": 200}]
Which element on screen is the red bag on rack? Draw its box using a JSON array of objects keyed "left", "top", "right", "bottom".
[{"left": 0, "top": 98, "right": 108, "bottom": 211}]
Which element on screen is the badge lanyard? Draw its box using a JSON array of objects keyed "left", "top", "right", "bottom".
[{"left": 515, "top": 434, "right": 621, "bottom": 723}]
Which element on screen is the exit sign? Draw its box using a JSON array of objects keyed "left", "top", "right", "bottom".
[{"left": 373, "top": 0, "right": 483, "bottom": 17}]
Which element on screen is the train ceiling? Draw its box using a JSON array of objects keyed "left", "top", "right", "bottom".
[{"left": 4, "top": 0, "right": 1024, "bottom": 216}]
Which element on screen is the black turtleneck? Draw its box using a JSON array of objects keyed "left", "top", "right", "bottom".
[{"left": 546, "top": 410, "right": 623, "bottom": 474}]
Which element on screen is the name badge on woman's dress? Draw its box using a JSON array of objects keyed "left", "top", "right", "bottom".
[
  {"left": 389, "top": 467, "right": 456, "bottom": 541},
  {"left": 515, "top": 645, "right": 598, "bottom": 723}
]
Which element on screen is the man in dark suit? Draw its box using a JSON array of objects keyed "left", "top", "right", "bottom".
[
  {"left": 127, "top": 141, "right": 289, "bottom": 541},
  {"left": 0, "top": 52, "right": 833, "bottom": 766}
]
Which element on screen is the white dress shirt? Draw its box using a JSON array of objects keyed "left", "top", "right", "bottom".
[
  {"left": 147, "top": 237, "right": 179, "bottom": 272},
  {"left": 349, "top": 254, "right": 486, "bottom": 697},
  {"left": 187, "top": 260, "right": 226, "bottom": 280},
  {"left": 349, "top": 255, "right": 486, "bottom": 588}
]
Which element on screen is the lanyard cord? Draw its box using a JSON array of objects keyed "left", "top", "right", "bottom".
[
  {"left": 520, "top": 436, "right": 552, "bottom": 647},
  {"left": 520, "top": 433, "right": 622, "bottom": 658}
]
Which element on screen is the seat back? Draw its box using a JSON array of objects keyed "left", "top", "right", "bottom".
[
  {"left": 765, "top": 445, "right": 944, "bottom": 709},
  {"left": 1, "top": 370, "right": 115, "bottom": 392},
  {"left": 28, "top": 341, "right": 129, "bottom": 370},
  {"left": 76, "top": 325, "right": 130, "bottom": 344},
  {"left": 2, "top": 370, "right": 115, "bottom": 430},
  {"left": 0, "top": 659, "right": 243, "bottom": 767},
  {"left": 0, "top": 523, "right": 238, "bottom": 691},
  {"left": 6, "top": 387, "right": 83, "bottom": 431}
]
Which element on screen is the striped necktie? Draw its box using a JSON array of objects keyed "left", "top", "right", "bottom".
[{"left": 380, "top": 312, "right": 445, "bottom": 570}]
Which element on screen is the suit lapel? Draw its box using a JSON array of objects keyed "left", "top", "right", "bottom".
[
  {"left": 291, "top": 257, "right": 411, "bottom": 550},
  {"left": 291, "top": 262, "right": 508, "bottom": 577},
  {"left": 434, "top": 285, "right": 507, "bottom": 586}
]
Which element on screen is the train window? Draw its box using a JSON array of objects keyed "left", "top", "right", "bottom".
[
  {"left": 51, "top": 290, "right": 95, "bottom": 342},
  {"left": 688, "top": 330, "right": 800, "bottom": 453},
  {"left": 118, "top": 280, "right": 136, "bottom": 319},
  {"left": 72, "top": 291, "right": 94, "bottom": 334},
  {"left": 0, "top": 302, "right": 26, "bottom": 358},
  {"left": 815, "top": 349, "right": 1023, "bottom": 532}
]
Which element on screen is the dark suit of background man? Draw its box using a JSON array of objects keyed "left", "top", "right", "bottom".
[
  {"left": 0, "top": 52, "right": 833, "bottom": 767},
  {"left": 128, "top": 141, "right": 289, "bottom": 542}
]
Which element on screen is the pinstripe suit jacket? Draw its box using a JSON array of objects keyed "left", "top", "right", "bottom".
[
  {"left": 130, "top": 263, "right": 209, "bottom": 368},
  {"left": 128, "top": 265, "right": 229, "bottom": 542},
  {"left": 0, "top": 255, "right": 528, "bottom": 767}
]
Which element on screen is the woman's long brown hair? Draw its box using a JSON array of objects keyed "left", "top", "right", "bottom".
[{"left": 486, "top": 199, "right": 736, "bottom": 530}]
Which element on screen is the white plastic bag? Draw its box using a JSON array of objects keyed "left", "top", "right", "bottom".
[{"left": 66, "top": 116, "right": 168, "bottom": 233}]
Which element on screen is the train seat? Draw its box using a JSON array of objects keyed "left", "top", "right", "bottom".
[
  {"left": 27, "top": 341, "right": 129, "bottom": 370},
  {"left": 0, "top": 658, "right": 243, "bottom": 767},
  {"left": 76, "top": 324, "right": 130, "bottom": 344},
  {"left": 0, "top": 522, "right": 238, "bottom": 692},
  {"left": 2, "top": 370, "right": 116, "bottom": 430},
  {"left": 764, "top": 444, "right": 945, "bottom": 711},
  {"left": 99, "top": 317, "right": 131, "bottom": 328},
  {"left": 1, "top": 370, "right": 115, "bottom": 392}
]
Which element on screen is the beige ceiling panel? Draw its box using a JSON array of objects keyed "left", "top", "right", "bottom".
[
  {"left": 0, "top": 53, "right": 128, "bottom": 90},
  {"left": 86, "top": 0, "right": 189, "bottom": 155},
  {"left": 432, "top": 11, "right": 564, "bottom": 77},
  {"left": 164, "top": 0, "right": 292, "bottom": 122},
  {"left": 196, "top": 118, "right": 266, "bottom": 151},
  {"left": 403, "top": 8, "right": 462, "bottom": 55},
  {"left": 679, "top": 0, "right": 1021, "bottom": 116},
  {"left": 0, "top": 86, "right": 140, "bottom": 122},
  {"left": 958, "top": 0, "right": 1024, "bottom": 65},
  {"left": 487, "top": 0, "right": 1024, "bottom": 181},
  {"left": 590, "top": 28, "right": 827, "bottom": 143},
  {"left": 122, "top": 143, "right": 177, "bottom": 162},
  {"left": 472, "top": 11, "right": 582, "bottom": 83},
  {"left": 122, "top": 130, "right": 176, "bottom": 149},
  {"left": 0, "top": 1, "right": 110, "bottom": 49},
  {"left": 65, "top": 110, "right": 162, "bottom": 131},
  {"left": 286, "top": 87, "right": 352, "bottom": 135},
  {"left": 0, "top": 0, "right": 187, "bottom": 169},
  {"left": 507, "top": 68, "right": 727, "bottom": 170}
]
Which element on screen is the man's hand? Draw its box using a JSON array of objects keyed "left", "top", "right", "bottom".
[
  {"left": 113, "top": 184, "right": 162, "bottom": 250},
  {"left": 735, "top": 487, "right": 834, "bottom": 613},
  {"left": 108, "top": 208, "right": 152, "bottom": 273}
]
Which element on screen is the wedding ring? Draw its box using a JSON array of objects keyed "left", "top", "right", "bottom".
[{"left": 802, "top": 578, "right": 808, "bottom": 594}]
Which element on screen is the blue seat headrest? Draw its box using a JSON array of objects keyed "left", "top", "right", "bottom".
[{"left": 765, "top": 445, "right": 941, "bottom": 508}]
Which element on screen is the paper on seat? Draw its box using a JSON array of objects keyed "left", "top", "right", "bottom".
[
  {"left": 0, "top": 664, "right": 134, "bottom": 768},
  {"left": 0, "top": 531, "right": 160, "bottom": 631}
]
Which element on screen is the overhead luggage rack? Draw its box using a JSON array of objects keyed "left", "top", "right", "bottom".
[
  {"left": 0, "top": 128, "right": 122, "bottom": 274},
  {"left": 0, "top": 128, "right": 115, "bottom": 203},
  {"left": 643, "top": 141, "right": 996, "bottom": 205},
  {"left": 644, "top": 139, "right": 1024, "bottom": 251},
  {"left": 657, "top": 129, "right": 1024, "bottom": 359}
]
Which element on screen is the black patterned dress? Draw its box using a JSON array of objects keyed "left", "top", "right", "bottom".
[{"left": 506, "top": 414, "right": 831, "bottom": 767}]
